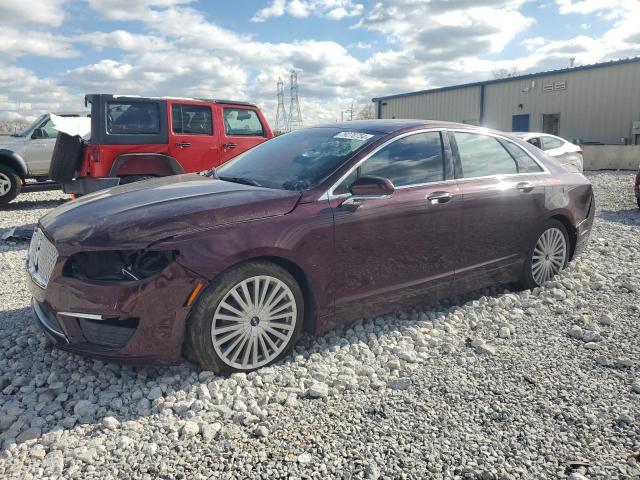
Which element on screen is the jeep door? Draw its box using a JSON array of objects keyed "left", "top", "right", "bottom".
[
  {"left": 168, "top": 101, "right": 220, "bottom": 173},
  {"left": 216, "top": 105, "right": 271, "bottom": 166}
]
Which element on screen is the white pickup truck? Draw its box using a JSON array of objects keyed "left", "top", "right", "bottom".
[{"left": 0, "top": 112, "right": 89, "bottom": 204}]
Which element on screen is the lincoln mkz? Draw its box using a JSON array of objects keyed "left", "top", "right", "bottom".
[{"left": 27, "top": 120, "right": 594, "bottom": 372}]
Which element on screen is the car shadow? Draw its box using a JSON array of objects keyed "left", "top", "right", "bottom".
[
  {"left": 1, "top": 198, "right": 67, "bottom": 211},
  {"left": 599, "top": 208, "right": 640, "bottom": 226},
  {"left": 0, "top": 284, "right": 511, "bottom": 450}
]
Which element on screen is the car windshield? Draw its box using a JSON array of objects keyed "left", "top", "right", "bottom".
[
  {"left": 216, "top": 127, "right": 383, "bottom": 191},
  {"left": 12, "top": 115, "right": 46, "bottom": 137}
]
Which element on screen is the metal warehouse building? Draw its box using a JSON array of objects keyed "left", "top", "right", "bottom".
[{"left": 372, "top": 57, "right": 640, "bottom": 145}]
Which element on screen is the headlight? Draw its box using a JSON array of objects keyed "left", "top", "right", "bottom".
[{"left": 65, "top": 250, "right": 176, "bottom": 281}]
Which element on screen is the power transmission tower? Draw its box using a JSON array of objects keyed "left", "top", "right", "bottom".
[
  {"left": 287, "top": 70, "right": 303, "bottom": 132},
  {"left": 275, "top": 77, "right": 288, "bottom": 134}
]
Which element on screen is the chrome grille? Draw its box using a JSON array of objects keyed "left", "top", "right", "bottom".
[{"left": 28, "top": 228, "right": 58, "bottom": 288}]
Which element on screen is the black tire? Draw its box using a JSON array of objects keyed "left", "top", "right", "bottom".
[
  {"left": 518, "top": 219, "right": 570, "bottom": 290},
  {"left": 186, "top": 261, "right": 304, "bottom": 373},
  {"left": 0, "top": 165, "right": 21, "bottom": 205},
  {"left": 119, "top": 175, "right": 156, "bottom": 185},
  {"left": 49, "top": 132, "right": 83, "bottom": 182}
]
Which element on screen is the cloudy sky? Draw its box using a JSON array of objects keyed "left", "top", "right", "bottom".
[{"left": 1, "top": 0, "right": 639, "bottom": 125}]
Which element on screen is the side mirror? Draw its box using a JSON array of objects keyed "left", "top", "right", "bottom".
[
  {"left": 348, "top": 175, "right": 395, "bottom": 196},
  {"left": 342, "top": 176, "right": 394, "bottom": 209},
  {"left": 31, "top": 128, "right": 45, "bottom": 139}
]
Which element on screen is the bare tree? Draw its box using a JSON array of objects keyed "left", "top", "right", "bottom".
[
  {"left": 356, "top": 103, "right": 375, "bottom": 120},
  {"left": 492, "top": 66, "right": 520, "bottom": 79}
]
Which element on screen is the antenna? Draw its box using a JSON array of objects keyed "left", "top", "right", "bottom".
[
  {"left": 287, "top": 70, "right": 303, "bottom": 132},
  {"left": 275, "top": 77, "right": 287, "bottom": 135}
]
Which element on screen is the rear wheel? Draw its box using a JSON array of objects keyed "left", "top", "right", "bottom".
[
  {"left": 186, "top": 261, "right": 303, "bottom": 373},
  {"left": 519, "top": 219, "right": 570, "bottom": 289},
  {"left": 0, "top": 165, "right": 21, "bottom": 205}
]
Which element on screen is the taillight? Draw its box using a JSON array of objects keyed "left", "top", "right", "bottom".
[{"left": 87, "top": 144, "right": 101, "bottom": 163}]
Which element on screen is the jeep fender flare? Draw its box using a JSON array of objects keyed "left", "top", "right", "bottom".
[
  {"left": 0, "top": 149, "right": 28, "bottom": 178},
  {"left": 109, "top": 153, "right": 185, "bottom": 177}
]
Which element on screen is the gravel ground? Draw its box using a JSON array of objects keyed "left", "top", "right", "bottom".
[{"left": 0, "top": 172, "right": 639, "bottom": 480}]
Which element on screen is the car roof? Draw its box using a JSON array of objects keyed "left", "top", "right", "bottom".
[{"left": 313, "top": 119, "right": 485, "bottom": 134}]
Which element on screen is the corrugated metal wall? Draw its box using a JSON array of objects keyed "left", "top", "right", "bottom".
[
  {"left": 378, "top": 61, "right": 640, "bottom": 145},
  {"left": 379, "top": 86, "right": 481, "bottom": 123}
]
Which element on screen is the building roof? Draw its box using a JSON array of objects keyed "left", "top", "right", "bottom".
[{"left": 372, "top": 56, "right": 640, "bottom": 103}]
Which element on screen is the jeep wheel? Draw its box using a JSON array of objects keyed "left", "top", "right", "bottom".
[
  {"left": 0, "top": 165, "right": 21, "bottom": 205},
  {"left": 49, "top": 133, "right": 83, "bottom": 182}
]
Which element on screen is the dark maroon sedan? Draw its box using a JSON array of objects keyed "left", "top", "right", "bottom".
[{"left": 27, "top": 120, "right": 594, "bottom": 372}]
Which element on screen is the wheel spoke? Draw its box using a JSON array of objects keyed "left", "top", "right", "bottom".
[
  {"left": 242, "top": 336, "right": 253, "bottom": 368},
  {"left": 264, "top": 326, "right": 289, "bottom": 342},
  {"left": 266, "top": 301, "right": 294, "bottom": 317},
  {"left": 219, "top": 301, "right": 245, "bottom": 318},
  {"left": 230, "top": 288, "right": 251, "bottom": 314},
  {"left": 266, "top": 321, "right": 294, "bottom": 331},
  {"left": 222, "top": 329, "right": 247, "bottom": 357},
  {"left": 214, "top": 313, "right": 246, "bottom": 323},
  {"left": 214, "top": 325, "right": 246, "bottom": 346}
]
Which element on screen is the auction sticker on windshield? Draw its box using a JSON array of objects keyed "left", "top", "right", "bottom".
[{"left": 333, "top": 132, "right": 374, "bottom": 141}]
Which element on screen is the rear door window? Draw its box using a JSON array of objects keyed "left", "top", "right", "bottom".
[
  {"left": 455, "top": 132, "right": 517, "bottom": 178},
  {"left": 223, "top": 108, "right": 264, "bottom": 136},
  {"left": 541, "top": 136, "right": 564, "bottom": 150},
  {"left": 107, "top": 102, "right": 160, "bottom": 135},
  {"left": 172, "top": 104, "right": 213, "bottom": 135}
]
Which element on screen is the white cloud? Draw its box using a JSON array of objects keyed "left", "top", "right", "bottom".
[
  {"left": 86, "top": 0, "right": 192, "bottom": 20},
  {"left": 1, "top": 0, "right": 640, "bottom": 126},
  {"left": 0, "top": 27, "right": 77, "bottom": 59},
  {"left": 0, "top": 0, "right": 68, "bottom": 27},
  {"left": 252, "top": 0, "right": 363, "bottom": 22}
]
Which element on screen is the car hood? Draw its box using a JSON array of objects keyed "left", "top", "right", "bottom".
[{"left": 40, "top": 174, "right": 301, "bottom": 249}]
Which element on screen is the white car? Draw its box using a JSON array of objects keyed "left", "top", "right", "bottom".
[
  {"left": 0, "top": 112, "right": 88, "bottom": 204},
  {"left": 512, "top": 132, "right": 583, "bottom": 172}
]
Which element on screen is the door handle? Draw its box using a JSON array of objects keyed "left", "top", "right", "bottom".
[
  {"left": 223, "top": 143, "right": 238, "bottom": 149},
  {"left": 176, "top": 142, "right": 192, "bottom": 148},
  {"left": 426, "top": 191, "right": 453, "bottom": 205},
  {"left": 516, "top": 181, "right": 534, "bottom": 193}
]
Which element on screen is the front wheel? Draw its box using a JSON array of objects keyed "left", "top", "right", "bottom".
[
  {"left": 186, "top": 261, "right": 304, "bottom": 373},
  {"left": 0, "top": 165, "right": 21, "bottom": 205},
  {"left": 519, "top": 219, "right": 570, "bottom": 289}
]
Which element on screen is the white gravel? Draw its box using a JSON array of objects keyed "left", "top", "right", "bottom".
[{"left": 0, "top": 172, "right": 639, "bottom": 479}]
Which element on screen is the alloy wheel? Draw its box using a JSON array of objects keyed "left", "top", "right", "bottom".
[
  {"left": 531, "top": 227, "right": 567, "bottom": 285},
  {"left": 0, "top": 173, "right": 11, "bottom": 196},
  {"left": 211, "top": 275, "right": 297, "bottom": 370}
]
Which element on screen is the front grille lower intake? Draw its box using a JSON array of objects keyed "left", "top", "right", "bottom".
[{"left": 78, "top": 317, "right": 138, "bottom": 348}]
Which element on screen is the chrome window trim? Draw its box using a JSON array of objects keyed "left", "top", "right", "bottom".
[
  {"left": 320, "top": 127, "right": 549, "bottom": 200},
  {"left": 58, "top": 312, "right": 105, "bottom": 320}
]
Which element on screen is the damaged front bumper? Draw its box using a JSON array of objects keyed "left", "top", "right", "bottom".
[{"left": 29, "top": 257, "right": 206, "bottom": 365}]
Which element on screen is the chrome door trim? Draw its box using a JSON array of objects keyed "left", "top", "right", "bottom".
[{"left": 320, "top": 127, "right": 550, "bottom": 200}]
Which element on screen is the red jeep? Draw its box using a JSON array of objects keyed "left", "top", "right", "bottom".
[{"left": 50, "top": 94, "right": 273, "bottom": 194}]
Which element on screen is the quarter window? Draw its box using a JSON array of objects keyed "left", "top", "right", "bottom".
[
  {"left": 455, "top": 132, "right": 517, "bottom": 178},
  {"left": 172, "top": 104, "right": 213, "bottom": 135},
  {"left": 541, "top": 136, "right": 564, "bottom": 150},
  {"left": 223, "top": 108, "right": 264, "bottom": 136},
  {"left": 500, "top": 140, "right": 543, "bottom": 173},
  {"left": 359, "top": 132, "right": 445, "bottom": 187},
  {"left": 107, "top": 102, "right": 160, "bottom": 135}
]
